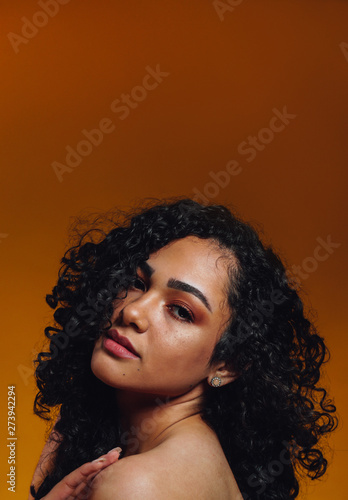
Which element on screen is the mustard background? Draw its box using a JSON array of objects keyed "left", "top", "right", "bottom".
[{"left": 1, "top": 1, "right": 347, "bottom": 498}]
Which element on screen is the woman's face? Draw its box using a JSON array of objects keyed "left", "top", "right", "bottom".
[{"left": 91, "top": 235, "right": 235, "bottom": 396}]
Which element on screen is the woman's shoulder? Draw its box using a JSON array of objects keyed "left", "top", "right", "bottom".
[{"left": 90, "top": 420, "right": 243, "bottom": 499}]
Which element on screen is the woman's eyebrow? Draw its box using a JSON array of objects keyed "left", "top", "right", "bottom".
[
  {"left": 167, "top": 278, "right": 212, "bottom": 313},
  {"left": 139, "top": 261, "right": 212, "bottom": 313},
  {"left": 139, "top": 261, "right": 154, "bottom": 277}
]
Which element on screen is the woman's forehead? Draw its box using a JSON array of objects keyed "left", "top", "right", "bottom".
[
  {"left": 145, "top": 236, "right": 234, "bottom": 310},
  {"left": 148, "top": 236, "right": 229, "bottom": 268}
]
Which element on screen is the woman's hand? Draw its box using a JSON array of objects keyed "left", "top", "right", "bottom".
[{"left": 39, "top": 448, "right": 121, "bottom": 500}]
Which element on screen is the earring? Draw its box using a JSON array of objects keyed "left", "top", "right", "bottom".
[{"left": 210, "top": 376, "right": 222, "bottom": 388}]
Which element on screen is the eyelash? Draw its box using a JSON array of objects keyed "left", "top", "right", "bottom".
[
  {"left": 131, "top": 277, "right": 147, "bottom": 291},
  {"left": 130, "top": 276, "right": 194, "bottom": 324},
  {"left": 167, "top": 304, "right": 194, "bottom": 323}
]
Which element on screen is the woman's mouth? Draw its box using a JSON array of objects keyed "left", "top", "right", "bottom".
[{"left": 103, "top": 329, "right": 140, "bottom": 359}]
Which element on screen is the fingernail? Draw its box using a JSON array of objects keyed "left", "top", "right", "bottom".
[
  {"left": 108, "top": 447, "right": 122, "bottom": 454},
  {"left": 92, "top": 457, "right": 107, "bottom": 463}
]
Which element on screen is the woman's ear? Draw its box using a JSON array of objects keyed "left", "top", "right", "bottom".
[{"left": 207, "top": 362, "right": 239, "bottom": 388}]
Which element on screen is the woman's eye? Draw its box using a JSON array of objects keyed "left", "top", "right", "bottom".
[
  {"left": 131, "top": 276, "right": 146, "bottom": 291},
  {"left": 168, "top": 304, "right": 194, "bottom": 323}
]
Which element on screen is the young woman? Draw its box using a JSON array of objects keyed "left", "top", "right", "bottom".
[{"left": 30, "top": 198, "right": 337, "bottom": 499}]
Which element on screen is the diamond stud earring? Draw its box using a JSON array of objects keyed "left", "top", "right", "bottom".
[{"left": 210, "top": 376, "right": 222, "bottom": 387}]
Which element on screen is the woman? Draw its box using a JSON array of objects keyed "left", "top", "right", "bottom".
[{"left": 30, "top": 198, "right": 337, "bottom": 499}]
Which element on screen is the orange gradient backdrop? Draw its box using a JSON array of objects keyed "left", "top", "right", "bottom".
[{"left": 1, "top": 1, "right": 347, "bottom": 498}]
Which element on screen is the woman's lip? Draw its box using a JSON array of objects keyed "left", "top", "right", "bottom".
[
  {"left": 103, "top": 337, "right": 139, "bottom": 360},
  {"left": 106, "top": 328, "right": 140, "bottom": 358}
]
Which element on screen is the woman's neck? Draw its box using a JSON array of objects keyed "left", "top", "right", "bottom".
[{"left": 116, "top": 383, "right": 206, "bottom": 456}]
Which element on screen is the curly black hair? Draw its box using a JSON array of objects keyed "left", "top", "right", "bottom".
[{"left": 32, "top": 197, "right": 337, "bottom": 499}]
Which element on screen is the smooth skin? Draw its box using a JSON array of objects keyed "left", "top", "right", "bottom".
[{"left": 31, "top": 236, "right": 243, "bottom": 499}]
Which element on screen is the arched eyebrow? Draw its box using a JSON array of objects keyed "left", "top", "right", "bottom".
[
  {"left": 167, "top": 278, "right": 212, "bottom": 313},
  {"left": 139, "top": 261, "right": 212, "bottom": 313}
]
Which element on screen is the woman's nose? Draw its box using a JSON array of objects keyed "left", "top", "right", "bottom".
[{"left": 117, "top": 296, "right": 149, "bottom": 333}]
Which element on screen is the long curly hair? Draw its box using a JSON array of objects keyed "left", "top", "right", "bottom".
[{"left": 33, "top": 197, "right": 337, "bottom": 499}]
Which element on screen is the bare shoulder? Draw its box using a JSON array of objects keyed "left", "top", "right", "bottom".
[
  {"left": 90, "top": 421, "right": 243, "bottom": 499},
  {"left": 90, "top": 454, "right": 164, "bottom": 499}
]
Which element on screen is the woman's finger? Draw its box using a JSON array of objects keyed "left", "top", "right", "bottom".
[{"left": 42, "top": 448, "right": 121, "bottom": 500}]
